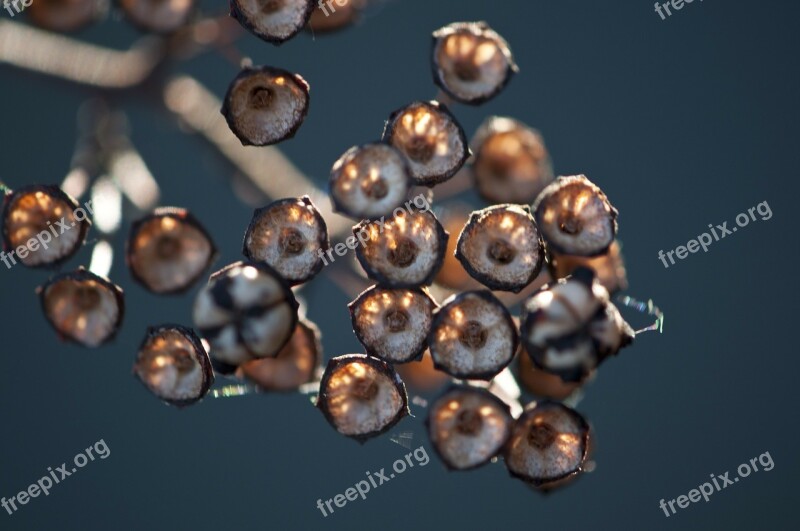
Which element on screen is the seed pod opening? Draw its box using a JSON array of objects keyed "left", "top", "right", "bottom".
[
  {"left": 382, "top": 101, "right": 470, "bottom": 187},
  {"left": 221, "top": 66, "right": 310, "bottom": 147},
  {"left": 119, "top": 0, "right": 194, "bottom": 34},
  {"left": 429, "top": 291, "right": 518, "bottom": 380},
  {"left": 431, "top": 21, "right": 517, "bottom": 105},
  {"left": 456, "top": 204, "right": 545, "bottom": 293},
  {"left": 426, "top": 385, "right": 512, "bottom": 470},
  {"left": 307, "top": 0, "right": 364, "bottom": 33},
  {"left": 133, "top": 324, "right": 214, "bottom": 407},
  {"left": 533, "top": 175, "right": 618, "bottom": 257},
  {"left": 230, "top": 0, "right": 314, "bottom": 44},
  {"left": 127, "top": 207, "right": 216, "bottom": 295},
  {"left": 317, "top": 354, "right": 409, "bottom": 441},
  {"left": 27, "top": 0, "right": 106, "bottom": 33},
  {"left": 548, "top": 240, "right": 628, "bottom": 295},
  {"left": 242, "top": 196, "right": 329, "bottom": 285},
  {"left": 38, "top": 268, "right": 124, "bottom": 348}
]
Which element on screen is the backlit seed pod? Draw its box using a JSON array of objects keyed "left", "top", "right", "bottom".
[
  {"left": 533, "top": 175, "right": 618, "bottom": 257},
  {"left": 193, "top": 261, "right": 299, "bottom": 374},
  {"left": 38, "top": 268, "right": 124, "bottom": 348},
  {"left": 548, "top": 240, "right": 628, "bottom": 295},
  {"left": 382, "top": 101, "right": 470, "bottom": 187},
  {"left": 133, "top": 324, "right": 214, "bottom": 407},
  {"left": 518, "top": 348, "right": 582, "bottom": 401},
  {"left": 221, "top": 66, "right": 310, "bottom": 147},
  {"left": 426, "top": 385, "right": 512, "bottom": 470},
  {"left": 317, "top": 354, "right": 409, "bottom": 441},
  {"left": 127, "top": 207, "right": 216, "bottom": 295},
  {"left": 242, "top": 196, "right": 329, "bottom": 285},
  {"left": 349, "top": 285, "right": 437, "bottom": 363},
  {"left": 307, "top": 0, "right": 364, "bottom": 32},
  {"left": 119, "top": 0, "right": 194, "bottom": 34},
  {"left": 429, "top": 291, "right": 518, "bottom": 380},
  {"left": 1, "top": 185, "right": 90, "bottom": 269},
  {"left": 431, "top": 21, "right": 518, "bottom": 105},
  {"left": 329, "top": 144, "right": 413, "bottom": 221},
  {"left": 230, "top": 0, "right": 314, "bottom": 44},
  {"left": 27, "top": 0, "right": 106, "bottom": 33},
  {"left": 456, "top": 204, "right": 545, "bottom": 293}
]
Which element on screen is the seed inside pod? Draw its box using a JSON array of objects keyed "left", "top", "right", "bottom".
[
  {"left": 429, "top": 291, "right": 518, "bottom": 380},
  {"left": 307, "top": 0, "right": 364, "bottom": 33},
  {"left": 26, "top": 0, "right": 106, "bottom": 33},
  {"left": 549, "top": 240, "right": 628, "bottom": 295},
  {"left": 38, "top": 268, "right": 124, "bottom": 348},
  {"left": 119, "top": 0, "right": 194, "bottom": 34},
  {"left": 221, "top": 66, "right": 310, "bottom": 147},
  {"left": 431, "top": 21, "right": 518, "bottom": 105},
  {"left": 382, "top": 101, "right": 470, "bottom": 186},
  {"left": 317, "top": 354, "right": 409, "bottom": 441},
  {"left": 230, "top": 0, "right": 314, "bottom": 44},
  {"left": 133, "top": 325, "right": 214, "bottom": 407},
  {"left": 456, "top": 204, "right": 544, "bottom": 293},
  {"left": 533, "top": 175, "right": 618, "bottom": 257}
]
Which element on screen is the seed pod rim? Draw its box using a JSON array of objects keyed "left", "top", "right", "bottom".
[
  {"left": 118, "top": 0, "right": 196, "bottom": 35},
  {"left": 229, "top": 0, "right": 315, "bottom": 45}
]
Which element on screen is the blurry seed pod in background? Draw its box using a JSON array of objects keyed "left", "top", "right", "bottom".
[
  {"left": 517, "top": 347, "right": 582, "bottom": 401},
  {"left": 433, "top": 206, "right": 482, "bottom": 290},
  {"left": 27, "top": 0, "right": 107, "bottom": 33},
  {"left": 307, "top": 0, "right": 365, "bottom": 33},
  {"left": 548, "top": 240, "right": 628, "bottom": 295},
  {"left": 230, "top": 0, "right": 315, "bottom": 44},
  {"left": 395, "top": 349, "right": 450, "bottom": 394},
  {"left": 119, "top": 0, "right": 194, "bottom": 34}
]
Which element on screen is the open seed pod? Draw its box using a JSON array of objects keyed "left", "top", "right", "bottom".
[
  {"left": 27, "top": 0, "right": 107, "bottom": 33},
  {"left": 230, "top": 0, "right": 314, "bottom": 44},
  {"left": 242, "top": 196, "right": 329, "bottom": 285},
  {"left": 317, "top": 354, "right": 409, "bottom": 442},
  {"left": 517, "top": 347, "right": 582, "bottom": 401},
  {"left": 119, "top": 0, "right": 194, "bottom": 34},
  {"left": 382, "top": 101, "right": 470, "bottom": 187},
  {"left": 431, "top": 21, "right": 517, "bottom": 105},
  {"left": 548, "top": 240, "right": 628, "bottom": 295},
  {"left": 221, "top": 66, "right": 310, "bottom": 146},
  {"left": 307, "top": 0, "right": 365, "bottom": 33},
  {"left": 133, "top": 324, "right": 214, "bottom": 407}
]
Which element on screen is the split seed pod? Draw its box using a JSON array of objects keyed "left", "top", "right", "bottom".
[
  {"left": 548, "top": 240, "right": 628, "bottom": 295},
  {"left": 230, "top": 0, "right": 314, "bottom": 44},
  {"left": 27, "top": 0, "right": 107, "bottom": 33},
  {"left": 119, "top": 0, "right": 195, "bottom": 34},
  {"left": 307, "top": 0, "right": 364, "bottom": 33}
]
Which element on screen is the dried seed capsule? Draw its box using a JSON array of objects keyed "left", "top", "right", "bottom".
[
  {"left": 242, "top": 196, "right": 329, "bottom": 285},
  {"left": 548, "top": 240, "right": 628, "bottom": 295},
  {"left": 455, "top": 204, "right": 545, "bottom": 293},
  {"left": 230, "top": 0, "right": 314, "bottom": 44},
  {"left": 426, "top": 385, "right": 512, "bottom": 470},
  {"left": 119, "top": 0, "right": 195, "bottom": 34},
  {"left": 307, "top": 0, "right": 364, "bottom": 33},
  {"left": 38, "top": 268, "right": 124, "bottom": 348},
  {"left": 429, "top": 291, "right": 518, "bottom": 380},
  {"left": 127, "top": 207, "right": 216, "bottom": 295},
  {"left": 533, "top": 175, "right": 618, "bottom": 257},
  {"left": 133, "top": 324, "right": 214, "bottom": 407},
  {"left": 27, "top": 0, "right": 106, "bottom": 33},
  {"left": 348, "top": 285, "right": 437, "bottom": 363},
  {"left": 221, "top": 66, "right": 310, "bottom": 147},
  {"left": 431, "top": 21, "right": 517, "bottom": 105},
  {"left": 193, "top": 261, "right": 299, "bottom": 374},
  {"left": 382, "top": 101, "right": 470, "bottom": 187},
  {"left": 517, "top": 348, "right": 581, "bottom": 401},
  {"left": 317, "top": 354, "right": 409, "bottom": 441}
]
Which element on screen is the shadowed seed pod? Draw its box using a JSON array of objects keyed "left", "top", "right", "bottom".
[
  {"left": 119, "top": 0, "right": 195, "bottom": 34},
  {"left": 533, "top": 175, "right": 618, "bottom": 257},
  {"left": 348, "top": 285, "right": 437, "bottom": 363},
  {"left": 431, "top": 21, "right": 518, "bottom": 105},
  {"left": 426, "top": 385, "right": 512, "bottom": 470},
  {"left": 230, "top": 0, "right": 314, "bottom": 44},
  {"left": 382, "top": 101, "right": 470, "bottom": 187},
  {"left": 455, "top": 204, "right": 545, "bottom": 293},
  {"left": 221, "top": 66, "right": 310, "bottom": 147},
  {"left": 38, "top": 268, "right": 124, "bottom": 348},
  {"left": 429, "top": 290, "right": 518, "bottom": 380},
  {"left": 1, "top": 185, "right": 91, "bottom": 269},
  {"left": 548, "top": 240, "right": 628, "bottom": 295},
  {"left": 242, "top": 196, "right": 329, "bottom": 285},
  {"left": 396, "top": 349, "right": 449, "bottom": 393},
  {"left": 192, "top": 261, "right": 299, "bottom": 374},
  {"left": 518, "top": 348, "right": 582, "bottom": 401},
  {"left": 133, "top": 324, "right": 214, "bottom": 407},
  {"left": 317, "top": 354, "right": 409, "bottom": 442},
  {"left": 126, "top": 207, "right": 216, "bottom": 295},
  {"left": 27, "top": 0, "right": 107, "bottom": 33},
  {"left": 307, "top": 0, "right": 365, "bottom": 33}
]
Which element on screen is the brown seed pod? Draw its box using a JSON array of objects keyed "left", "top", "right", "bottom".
[
  {"left": 38, "top": 268, "right": 124, "bottom": 348},
  {"left": 533, "top": 175, "right": 618, "bottom": 257},
  {"left": 230, "top": 0, "right": 315, "bottom": 44},
  {"left": 517, "top": 348, "right": 582, "bottom": 401},
  {"left": 133, "top": 324, "right": 214, "bottom": 407},
  {"left": 307, "top": 0, "right": 364, "bottom": 33},
  {"left": 119, "top": 0, "right": 194, "bottom": 34},
  {"left": 396, "top": 349, "right": 450, "bottom": 393},
  {"left": 242, "top": 196, "right": 329, "bottom": 285},
  {"left": 548, "top": 240, "right": 628, "bottom": 295},
  {"left": 382, "top": 101, "right": 470, "bottom": 187},
  {"left": 221, "top": 66, "right": 310, "bottom": 147},
  {"left": 317, "top": 354, "right": 409, "bottom": 442},
  {"left": 455, "top": 204, "right": 545, "bottom": 293},
  {"left": 429, "top": 290, "right": 518, "bottom": 380},
  {"left": 431, "top": 21, "right": 518, "bottom": 105},
  {"left": 26, "top": 0, "right": 107, "bottom": 33},
  {"left": 127, "top": 207, "right": 216, "bottom": 295}
]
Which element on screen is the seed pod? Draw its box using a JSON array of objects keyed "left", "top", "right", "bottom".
[
  {"left": 221, "top": 66, "right": 310, "bottom": 147},
  {"left": 242, "top": 196, "right": 329, "bottom": 285},
  {"left": 471, "top": 117, "right": 554, "bottom": 204},
  {"left": 426, "top": 385, "right": 512, "bottom": 470},
  {"left": 127, "top": 207, "right": 216, "bottom": 295},
  {"left": 307, "top": 0, "right": 364, "bottom": 33},
  {"left": 517, "top": 348, "right": 581, "bottom": 401},
  {"left": 348, "top": 285, "right": 437, "bottom": 363},
  {"left": 533, "top": 175, "right": 618, "bottom": 257},
  {"left": 119, "top": 0, "right": 195, "bottom": 34},
  {"left": 548, "top": 240, "right": 628, "bottom": 295},
  {"left": 192, "top": 261, "right": 299, "bottom": 374},
  {"left": 431, "top": 21, "right": 517, "bottom": 105},
  {"left": 230, "top": 0, "right": 314, "bottom": 44},
  {"left": 456, "top": 204, "right": 544, "bottom": 293},
  {"left": 396, "top": 349, "right": 449, "bottom": 393},
  {"left": 353, "top": 208, "right": 448, "bottom": 288},
  {"left": 38, "top": 268, "right": 124, "bottom": 348},
  {"left": 1, "top": 185, "right": 90, "bottom": 269},
  {"left": 429, "top": 291, "right": 518, "bottom": 380},
  {"left": 133, "top": 324, "right": 214, "bottom": 407},
  {"left": 382, "top": 101, "right": 470, "bottom": 187},
  {"left": 317, "top": 354, "right": 409, "bottom": 441},
  {"left": 27, "top": 0, "right": 106, "bottom": 33}
]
